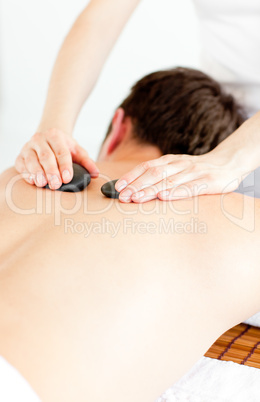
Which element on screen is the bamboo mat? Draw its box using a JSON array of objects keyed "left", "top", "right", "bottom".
[{"left": 205, "top": 323, "right": 260, "bottom": 368}]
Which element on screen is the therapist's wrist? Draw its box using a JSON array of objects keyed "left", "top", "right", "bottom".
[
  {"left": 37, "top": 121, "right": 72, "bottom": 137},
  {"left": 229, "top": 112, "right": 260, "bottom": 173},
  {"left": 207, "top": 144, "right": 250, "bottom": 180},
  {"left": 209, "top": 123, "right": 260, "bottom": 177},
  {"left": 37, "top": 111, "right": 75, "bottom": 137}
]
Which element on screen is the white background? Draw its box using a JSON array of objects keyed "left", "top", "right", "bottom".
[{"left": 0, "top": 0, "right": 200, "bottom": 171}]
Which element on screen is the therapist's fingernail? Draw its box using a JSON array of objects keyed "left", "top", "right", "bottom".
[
  {"left": 132, "top": 190, "right": 145, "bottom": 199},
  {"left": 120, "top": 197, "right": 131, "bottom": 203},
  {"left": 50, "top": 175, "right": 61, "bottom": 188},
  {"left": 116, "top": 180, "right": 127, "bottom": 192},
  {"left": 62, "top": 170, "right": 71, "bottom": 182},
  {"left": 28, "top": 174, "right": 35, "bottom": 184},
  {"left": 120, "top": 189, "right": 132, "bottom": 197},
  {"left": 36, "top": 173, "right": 46, "bottom": 186},
  {"left": 91, "top": 171, "right": 99, "bottom": 178}
]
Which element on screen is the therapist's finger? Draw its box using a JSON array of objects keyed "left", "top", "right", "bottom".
[
  {"left": 15, "top": 155, "right": 35, "bottom": 185},
  {"left": 132, "top": 178, "right": 209, "bottom": 203},
  {"left": 130, "top": 172, "right": 199, "bottom": 203},
  {"left": 158, "top": 179, "right": 210, "bottom": 200},
  {"left": 46, "top": 135, "right": 73, "bottom": 184},
  {"left": 23, "top": 148, "right": 51, "bottom": 187},
  {"left": 29, "top": 140, "right": 62, "bottom": 189},
  {"left": 119, "top": 164, "right": 191, "bottom": 202},
  {"left": 72, "top": 143, "right": 99, "bottom": 178},
  {"left": 115, "top": 155, "right": 179, "bottom": 192}
]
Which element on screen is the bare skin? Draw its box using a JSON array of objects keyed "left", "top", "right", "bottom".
[{"left": 1, "top": 143, "right": 260, "bottom": 401}]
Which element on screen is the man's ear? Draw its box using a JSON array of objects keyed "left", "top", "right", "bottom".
[
  {"left": 98, "top": 108, "right": 127, "bottom": 160},
  {"left": 106, "top": 108, "right": 126, "bottom": 155}
]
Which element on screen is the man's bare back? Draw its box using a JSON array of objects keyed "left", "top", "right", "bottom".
[{"left": 0, "top": 162, "right": 259, "bottom": 402}]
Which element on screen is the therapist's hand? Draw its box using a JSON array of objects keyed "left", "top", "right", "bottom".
[
  {"left": 115, "top": 111, "right": 260, "bottom": 203},
  {"left": 15, "top": 128, "right": 99, "bottom": 189},
  {"left": 115, "top": 151, "right": 245, "bottom": 203}
]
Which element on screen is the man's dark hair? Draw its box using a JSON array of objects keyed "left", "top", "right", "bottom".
[{"left": 105, "top": 67, "right": 246, "bottom": 155}]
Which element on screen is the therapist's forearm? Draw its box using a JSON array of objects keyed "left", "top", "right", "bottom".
[
  {"left": 211, "top": 110, "right": 260, "bottom": 174},
  {"left": 37, "top": 0, "right": 140, "bottom": 135}
]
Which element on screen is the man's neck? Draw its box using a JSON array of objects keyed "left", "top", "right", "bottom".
[
  {"left": 96, "top": 143, "right": 162, "bottom": 185},
  {"left": 98, "top": 140, "right": 162, "bottom": 165}
]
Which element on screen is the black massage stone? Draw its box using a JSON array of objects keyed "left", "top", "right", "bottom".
[
  {"left": 45, "top": 163, "right": 91, "bottom": 192},
  {"left": 101, "top": 179, "right": 120, "bottom": 199}
]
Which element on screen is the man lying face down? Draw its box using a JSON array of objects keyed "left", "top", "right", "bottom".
[
  {"left": 0, "top": 67, "right": 259, "bottom": 402},
  {"left": 98, "top": 67, "right": 246, "bottom": 201},
  {"left": 101, "top": 67, "right": 245, "bottom": 158}
]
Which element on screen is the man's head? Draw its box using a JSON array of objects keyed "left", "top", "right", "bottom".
[{"left": 98, "top": 67, "right": 246, "bottom": 161}]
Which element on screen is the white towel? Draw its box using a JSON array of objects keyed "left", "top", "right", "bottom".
[
  {"left": 244, "top": 311, "right": 260, "bottom": 327},
  {"left": 0, "top": 356, "right": 40, "bottom": 402},
  {"left": 156, "top": 356, "right": 260, "bottom": 402}
]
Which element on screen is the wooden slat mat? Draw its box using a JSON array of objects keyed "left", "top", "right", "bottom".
[{"left": 205, "top": 323, "right": 260, "bottom": 368}]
